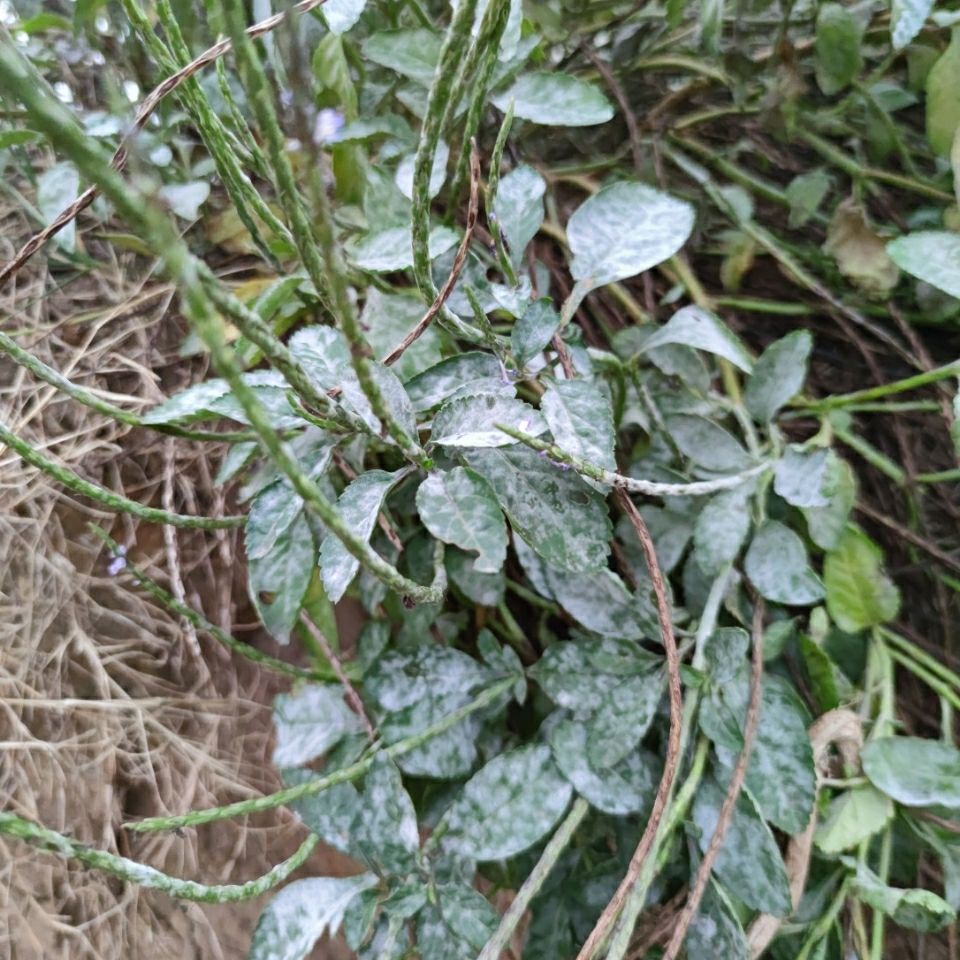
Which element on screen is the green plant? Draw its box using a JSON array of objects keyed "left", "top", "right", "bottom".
[{"left": 1, "top": 2, "right": 960, "bottom": 959}]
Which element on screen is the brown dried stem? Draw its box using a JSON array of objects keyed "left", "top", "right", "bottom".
[
  {"left": 661, "top": 598, "right": 766, "bottom": 960},
  {"left": 576, "top": 489, "right": 684, "bottom": 960}
]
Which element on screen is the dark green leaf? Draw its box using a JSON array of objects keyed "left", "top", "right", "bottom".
[
  {"left": 686, "top": 882, "right": 749, "bottom": 960},
  {"left": 815, "top": 3, "right": 863, "bottom": 95}
]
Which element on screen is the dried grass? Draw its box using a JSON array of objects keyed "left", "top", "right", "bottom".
[{"left": 0, "top": 198, "right": 351, "bottom": 960}]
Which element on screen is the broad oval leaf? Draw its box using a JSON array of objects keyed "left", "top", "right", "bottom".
[
  {"left": 444, "top": 744, "right": 573, "bottom": 860},
  {"left": 395, "top": 140, "right": 449, "bottom": 200},
  {"left": 463, "top": 444, "right": 612, "bottom": 573},
  {"left": 405, "top": 352, "right": 504, "bottom": 412},
  {"left": 687, "top": 883, "right": 749, "bottom": 960},
  {"left": 641, "top": 305, "right": 753, "bottom": 373},
  {"left": 548, "top": 716, "right": 657, "bottom": 815},
  {"left": 352, "top": 757, "right": 420, "bottom": 875},
  {"left": 862, "top": 736, "right": 960, "bottom": 807},
  {"left": 512, "top": 298, "right": 560, "bottom": 369},
  {"left": 693, "top": 488, "right": 751, "bottom": 575},
  {"left": 541, "top": 379, "right": 616, "bottom": 479},
  {"left": 824, "top": 526, "right": 900, "bottom": 632},
  {"left": 815, "top": 785, "right": 893, "bottom": 854},
  {"left": 544, "top": 566, "right": 656, "bottom": 639},
  {"left": 803, "top": 455, "right": 856, "bottom": 551},
  {"left": 745, "top": 520, "right": 825, "bottom": 605},
  {"left": 362, "top": 29, "right": 441, "bottom": 85},
  {"left": 319, "top": 470, "right": 404, "bottom": 603},
  {"left": 416, "top": 467, "right": 508, "bottom": 573},
  {"left": 492, "top": 72, "right": 614, "bottom": 126},
  {"left": 926, "top": 28, "right": 960, "bottom": 156},
  {"left": 272, "top": 684, "right": 363, "bottom": 768},
  {"left": 744, "top": 330, "right": 813, "bottom": 423},
  {"left": 887, "top": 231, "right": 960, "bottom": 300},
  {"left": 814, "top": 3, "right": 863, "bottom": 95},
  {"left": 321, "top": 0, "right": 369, "bottom": 33},
  {"left": 431, "top": 393, "right": 546, "bottom": 448},
  {"left": 665, "top": 415, "right": 753, "bottom": 473},
  {"left": 351, "top": 224, "right": 459, "bottom": 272},
  {"left": 494, "top": 164, "right": 546, "bottom": 269},
  {"left": 691, "top": 777, "right": 792, "bottom": 916},
  {"left": 417, "top": 883, "right": 498, "bottom": 960},
  {"left": 568, "top": 182, "right": 695, "bottom": 288},
  {"left": 248, "top": 873, "right": 378, "bottom": 960},
  {"left": 774, "top": 446, "right": 831, "bottom": 508}
]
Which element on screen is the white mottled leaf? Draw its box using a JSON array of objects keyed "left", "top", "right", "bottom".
[
  {"left": 416, "top": 467, "right": 507, "bottom": 572},
  {"left": 37, "top": 162, "right": 80, "bottom": 251},
  {"left": 404, "top": 352, "right": 504, "bottom": 411},
  {"left": 744, "top": 520, "right": 825, "bottom": 605},
  {"left": 395, "top": 140, "right": 449, "bottom": 200},
  {"left": 494, "top": 164, "right": 546, "bottom": 269},
  {"left": 686, "top": 883, "right": 749, "bottom": 960},
  {"left": 361, "top": 288, "right": 443, "bottom": 382},
  {"left": 694, "top": 487, "right": 751, "bottom": 574},
  {"left": 272, "top": 684, "right": 363, "bottom": 767},
  {"left": 774, "top": 446, "right": 831, "bottom": 508},
  {"left": 544, "top": 566, "right": 656, "bottom": 639},
  {"left": 322, "top": 0, "right": 368, "bottom": 33},
  {"left": 352, "top": 224, "right": 459, "bottom": 272},
  {"left": 320, "top": 470, "right": 404, "bottom": 602},
  {"left": 892, "top": 0, "right": 935, "bottom": 48},
  {"left": 641, "top": 305, "right": 753, "bottom": 373},
  {"left": 744, "top": 330, "right": 813, "bottom": 422},
  {"left": 463, "top": 444, "right": 612, "bottom": 573},
  {"left": 863, "top": 736, "right": 960, "bottom": 807},
  {"left": 568, "top": 182, "right": 694, "bottom": 288},
  {"left": 352, "top": 757, "right": 419, "bottom": 874},
  {"left": 444, "top": 745, "right": 573, "bottom": 860},
  {"left": 492, "top": 72, "right": 613, "bottom": 126},
  {"left": 850, "top": 859, "right": 956, "bottom": 932},
  {"left": 665, "top": 415, "right": 753, "bottom": 472},
  {"left": 431, "top": 393, "right": 546, "bottom": 448},
  {"left": 803, "top": 455, "right": 856, "bottom": 551},
  {"left": 417, "top": 883, "right": 498, "bottom": 960},
  {"left": 887, "top": 231, "right": 960, "bottom": 300},
  {"left": 541, "top": 379, "right": 616, "bottom": 482},
  {"left": 158, "top": 180, "right": 210, "bottom": 220},
  {"left": 362, "top": 29, "right": 441, "bottom": 85},
  {"left": 248, "top": 874, "right": 377, "bottom": 960},
  {"left": 512, "top": 298, "right": 560, "bottom": 369}
]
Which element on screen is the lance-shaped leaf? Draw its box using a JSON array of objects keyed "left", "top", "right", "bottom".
[
  {"left": 744, "top": 330, "right": 812, "bottom": 422},
  {"left": 320, "top": 470, "right": 404, "bottom": 603},
  {"left": 416, "top": 467, "right": 508, "bottom": 573}
]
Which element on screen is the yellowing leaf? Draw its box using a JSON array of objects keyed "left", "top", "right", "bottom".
[{"left": 824, "top": 199, "right": 900, "bottom": 298}]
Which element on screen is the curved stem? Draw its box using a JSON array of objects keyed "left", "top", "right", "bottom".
[
  {"left": 0, "top": 812, "right": 318, "bottom": 903},
  {"left": 0, "top": 418, "right": 244, "bottom": 529}
]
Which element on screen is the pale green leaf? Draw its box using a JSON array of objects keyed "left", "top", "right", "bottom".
[
  {"left": 892, "top": 0, "right": 935, "bottom": 48},
  {"left": 463, "top": 445, "right": 612, "bottom": 572},
  {"left": 849, "top": 859, "right": 956, "bottom": 932},
  {"left": 745, "top": 521, "right": 825, "bottom": 605},
  {"left": 248, "top": 508, "right": 314, "bottom": 643},
  {"left": 641, "top": 305, "right": 753, "bottom": 373},
  {"left": 863, "top": 736, "right": 960, "bottom": 807},
  {"left": 926, "top": 28, "right": 960, "bottom": 156},
  {"left": 405, "top": 352, "right": 504, "bottom": 411},
  {"left": 541, "top": 380, "right": 617, "bottom": 480},
  {"left": 512, "top": 299, "right": 560, "bottom": 369},
  {"left": 272, "top": 684, "right": 363, "bottom": 767},
  {"left": 37, "top": 162, "right": 79, "bottom": 251},
  {"left": 395, "top": 140, "right": 449, "bottom": 200},
  {"left": 774, "top": 446, "right": 831, "bottom": 508},
  {"left": 887, "top": 231, "right": 960, "bottom": 299},
  {"left": 417, "top": 883, "right": 498, "bottom": 960},
  {"left": 492, "top": 72, "right": 613, "bottom": 126},
  {"left": 548, "top": 716, "right": 658, "bottom": 815},
  {"left": 568, "top": 182, "right": 694, "bottom": 288},
  {"left": 319, "top": 470, "right": 404, "bottom": 603},
  {"left": 544, "top": 566, "right": 656, "bottom": 639},
  {"left": 693, "top": 488, "right": 751, "bottom": 575},
  {"left": 686, "top": 883, "right": 749, "bottom": 960},
  {"left": 248, "top": 874, "right": 377, "bottom": 960},
  {"left": 416, "top": 467, "right": 507, "bottom": 572},
  {"left": 692, "top": 777, "right": 792, "bottom": 916},
  {"left": 362, "top": 29, "right": 441, "bottom": 85},
  {"left": 701, "top": 673, "right": 816, "bottom": 834},
  {"left": 815, "top": 785, "right": 893, "bottom": 854},
  {"left": 803, "top": 455, "right": 856, "bottom": 551},
  {"left": 322, "top": 0, "right": 368, "bottom": 34},
  {"left": 824, "top": 527, "right": 900, "bottom": 632},
  {"left": 494, "top": 164, "right": 546, "bottom": 269},
  {"left": 158, "top": 180, "right": 210, "bottom": 220},
  {"left": 744, "top": 330, "right": 813, "bottom": 423},
  {"left": 785, "top": 169, "right": 831, "bottom": 228},
  {"left": 444, "top": 744, "right": 573, "bottom": 860},
  {"left": 665, "top": 415, "right": 753, "bottom": 472},
  {"left": 351, "top": 224, "right": 459, "bottom": 272},
  {"left": 431, "top": 393, "right": 546, "bottom": 448}
]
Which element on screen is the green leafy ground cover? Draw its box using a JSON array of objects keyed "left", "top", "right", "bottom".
[{"left": 1, "top": 0, "right": 960, "bottom": 958}]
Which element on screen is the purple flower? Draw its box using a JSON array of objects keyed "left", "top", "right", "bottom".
[
  {"left": 107, "top": 544, "right": 127, "bottom": 577},
  {"left": 313, "top": 108, "right": 345, "bottom": 146}
]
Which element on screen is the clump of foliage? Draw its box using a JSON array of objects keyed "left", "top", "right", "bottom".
[{"left": 1, "top": 1, "right": 960, "bottom": 959}]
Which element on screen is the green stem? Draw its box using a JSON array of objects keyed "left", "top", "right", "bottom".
[
  {"left": 881, "top": 628, "right": 960, "bottom": 694},
  {"left": 127, "top": 678, "right": 513, "bottom": 833},
  {"left": 0, "top": 328, "right": 255, "bottom": 443},
  {"left": 0, "top": 36, "right": 441, "bottom": 604},
  {"left": 494, "top": 422, "right": 771, "bottom": 496},
  {"left": 485, "top": 102, "right": 518, "bottom": 287},
  {"left": 870, "top": 828, "right": 893, "bottom": 960},
  {"left": 812, "top": 361, "right": 960, "bottom": 410},
  {"left": 477, "top": 797, "right": 591, "bottom": 960},
  {"left": 916, "top": 467, "right": 960, "bottom": 484},
  {"left": 89, "top": 526, "right": 328, "bottom": 682},
  {"left": 0, "top": 812, "right": 318, "bottom": 903},
  {"left": 831, "top": 423, "right": 907, "bottom": 486},
  {"left": 0, "top": 417, "right": 244, "bottom": 529},
  {"left": 796, "top": 877, "right": 851, "bottom": 960}
]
